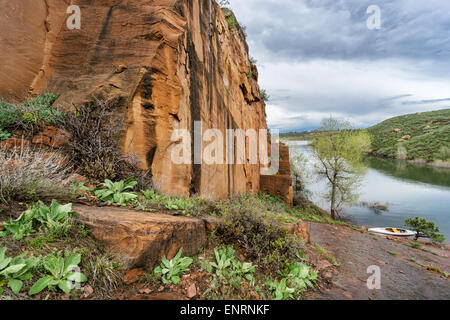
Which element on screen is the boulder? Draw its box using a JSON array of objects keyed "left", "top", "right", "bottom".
[
  {"left": 73, "top": 205, "right": 206, "bottom": 269},
  {"left": 284, "top": 221, "right": 311, "bottom": 243},
  {"left": 123, "top": 268, "right": 146, "bottom": 284}
]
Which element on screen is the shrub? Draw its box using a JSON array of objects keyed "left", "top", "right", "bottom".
[
  {"left": 57, "top": 99, "right": 149, "bottom": 182},
  {"left": 154, "top": 248, "right": 193, "bottom": 285},
  {"left": 225, "top": 14, "right": 237, "bottom": 31},
  {"left": 0, "top": 94, "right": 61, "bottom": 136},
  {"left": 436, "top": 146, "right": 450, "bottom": 161},
  {"left": 405, "top": 217, "right": 445, "bottom": 243},
  {"left": 0, "top": 147, "right": 70, "bottom": 203},
  {"left": 260, "top": 89, "right": 270, "bottom": 102},
  {"left": 215, "top": 194, "right": 304, "bottom": 270}
]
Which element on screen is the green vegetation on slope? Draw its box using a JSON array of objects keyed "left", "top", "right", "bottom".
[{"left": 368, "top": 109, "right": 450, "bottom": 162}]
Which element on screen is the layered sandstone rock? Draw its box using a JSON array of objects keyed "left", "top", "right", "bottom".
[
  {"left": 1, "top": 0, "right": 271, "bottom": 199},
  {"left": 74, "top": 204, "right": 207, "bottom": 269},
  {"left": 260, "top": 143, "right": 294, "bottom": 206}
]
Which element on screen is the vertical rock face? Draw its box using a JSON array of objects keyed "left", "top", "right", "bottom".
[
  {"left": 260, "top": 143, "right": 294, "bottom": 207},
  {"left": 0, "top": 0, "right": 272, "bottom": 199}
]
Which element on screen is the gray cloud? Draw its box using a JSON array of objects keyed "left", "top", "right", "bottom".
[
  {"left": 402, "top": 98, "right": 450, "bottom": 105},
  {"left": 229, "top": 0, "right": 450, "bottom": 131}
]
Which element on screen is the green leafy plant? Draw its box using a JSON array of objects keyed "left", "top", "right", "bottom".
[
  {"left": 164, "top": 197, "right": 194, "bottom": 214},
  {"left": 70, "top": 181, "right": 90, "bottom": 197},
  {"left": 281, "top": 262, "right": 318, "bottom": 293},
  {"left": 210, "top": 246, "right": 235, "bottom": 278},
  {"left": 405, "top": 217, "right": 445, "bottom": 243},
  {"left": 264, "top": 278, "right": 295, "bottom": 300},
  {"left": 0, "top": 200, "right": 75, "bottom": 240},
  {"left": 94, "top": 178, "right": 138, "bottom": 206},
  {"left": 29, "top": 252, "right": 87, "bottom": 295},
  {"left": 0, "top": 128, "right": 10, "bottom": 141},
  {"left": 0, "top": 248, "right": 39, "bottom": 295},
  {"left": 225, "top": 14, "right": 237, "bottom": 31},
  {"left": 0, "top": 94, "right": 61, "bottom": 133},
  {"left": 203, "top": 245, "right": 257, "bottom": 298},
  {"left": 0, "top": 211, "right": 35, "bottom": 240},
  {"left": 265, "top": 262, "right": 317, "bottom": 300},
  {"left": 154, "top": 248, "right": 193, "bottom": 285},
  {"left": 213, "top": 246, "right": 256, "bottom": 284},
  {"left": 32, "top": 200, "right": 75, "bottom": 237},
  {"left": 260, "top": 89, "right": 270, "bottom": 102}
]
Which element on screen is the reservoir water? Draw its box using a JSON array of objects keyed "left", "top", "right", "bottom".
[{"left": 286, "top": 141, "right": 450, "bottom": 241}]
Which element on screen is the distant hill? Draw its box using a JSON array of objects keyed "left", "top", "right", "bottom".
[{"left": 368, "top": 109, "right": 450, "bottom": 162}]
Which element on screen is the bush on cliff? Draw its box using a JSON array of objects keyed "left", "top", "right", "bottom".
[
  {"left": 215, "top": 194, "right": 305, "bottom": 271},
  {"left": 405, "top": 217, "right": 445, "bottom": 243},
  {"left": 0, "top": 94, "right": 61, "bottom": 137},
  {"left": 57, "top": 99, "right": 149, "bottom": 184}
]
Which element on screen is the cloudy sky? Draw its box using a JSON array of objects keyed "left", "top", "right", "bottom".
[{"left": 229, "top": 0, "right": 450, "bottom": 131}]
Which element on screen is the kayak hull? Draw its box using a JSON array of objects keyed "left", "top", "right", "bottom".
[{"left": 368, "top": 227, "right": 416, "bottom": 237}]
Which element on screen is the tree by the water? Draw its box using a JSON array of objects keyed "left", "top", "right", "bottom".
[{"left": 311, "top": 117, "right": 371, "bottom": 219}]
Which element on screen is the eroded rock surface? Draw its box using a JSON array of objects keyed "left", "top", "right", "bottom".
[
  {"left": 74, "top": 204, "right": 207, "bottom": 269},
  {"left": 1, "top": 0, "right": 271, "bottom": 199}
]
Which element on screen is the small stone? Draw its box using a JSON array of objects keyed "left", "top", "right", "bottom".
[
  {"left": 158, "top": 286, "right": 164, "bottom": 292},
  {"left": 187, "top": 283, "right": 197, "bottom": 299},
  {"left": 83, "top": 285, "right": 94, "bottom": 298},
  {"left": 399, "top": 270, "right": 404, "bottom": 274},
  {"left": 139, "top": 288, "right": 152, "bottom": 294},
  {"left": 123, "top": 268, "right": 145, "bottom": 284}
]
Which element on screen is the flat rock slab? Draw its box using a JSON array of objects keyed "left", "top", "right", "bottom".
[{"left": 73, "top": 205, "right": 206, "bottom": 269}]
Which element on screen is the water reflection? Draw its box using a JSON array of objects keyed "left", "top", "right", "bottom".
[{"left": 286, "top": 141, "right": 450, "bottom": 240}]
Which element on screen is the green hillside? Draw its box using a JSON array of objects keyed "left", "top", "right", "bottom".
[{"left": 368, "top": 109, "right": 450, "bottom": 162}]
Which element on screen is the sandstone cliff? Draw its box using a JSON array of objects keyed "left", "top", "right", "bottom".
[{"left": 0, "top": 0, "right": 271, "bottom": 199}]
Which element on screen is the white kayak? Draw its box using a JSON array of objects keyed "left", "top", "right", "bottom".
[{"left": 368, "top": 227, "right": 416, "bottom": 237}]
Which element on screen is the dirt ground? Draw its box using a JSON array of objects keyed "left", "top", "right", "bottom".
[{"left": 305, "top": 222, "right": 450, "bottom": 300}]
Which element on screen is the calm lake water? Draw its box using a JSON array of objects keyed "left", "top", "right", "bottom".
[{"left": 286, "top": 141, "right": 450, "bottom": 241}]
